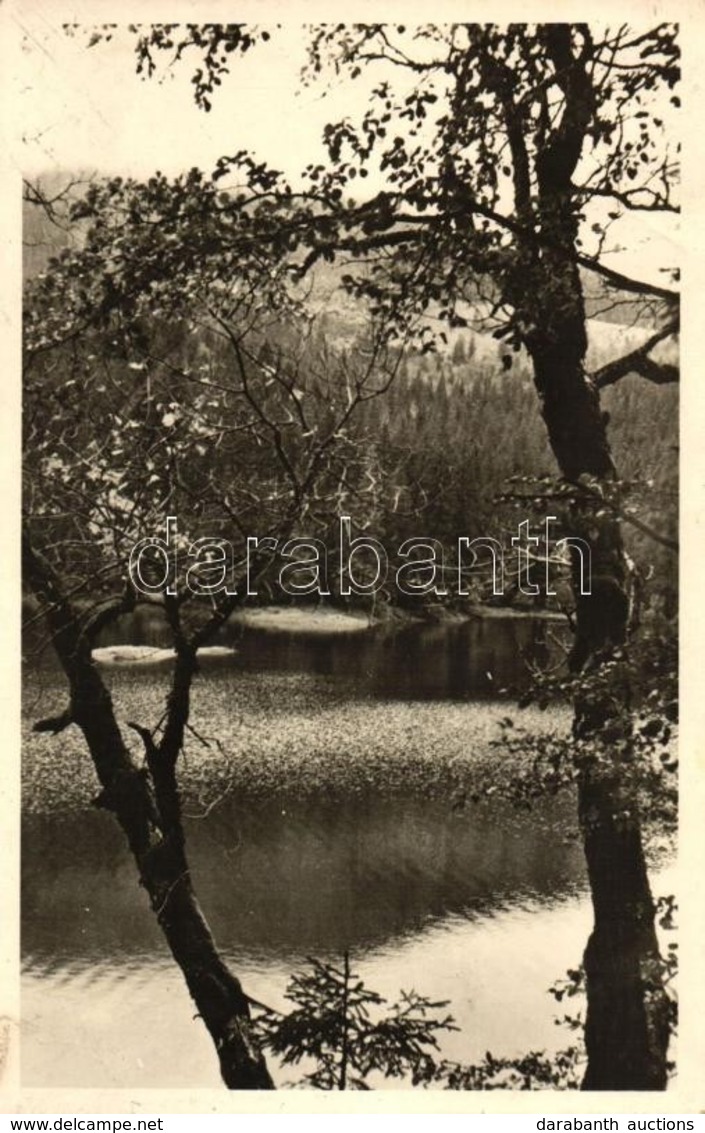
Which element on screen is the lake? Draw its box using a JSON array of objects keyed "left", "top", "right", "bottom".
[{"left": 21, "top": 611, "right": 674, "bottom": 1088}]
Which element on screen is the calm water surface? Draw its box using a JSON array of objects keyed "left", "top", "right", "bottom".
[{"left": 21, "top": 614, "right": 673, "bottom": 1088}]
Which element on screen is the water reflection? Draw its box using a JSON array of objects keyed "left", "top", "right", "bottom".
[
  {"left": 22, "top": 793, "right": 585, "bottom": 965},
  {"left": 22, "top": 791, "right": 594, "bottom": 1089},
  {"left": 22, "top": 610, "right": 587, "bottom": 1088},
  {"left": 83, "top": 608, "right": 567, "bottom": 699}
]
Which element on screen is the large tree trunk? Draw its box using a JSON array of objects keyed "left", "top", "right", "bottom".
[
  {"left": 23, "top": 532, "right": 274, "bottom": 1090},
  {"left": 579, "top": 768, "right": 670, "bottom": 1089},
  {"left": 501, "top": 26, "right": 673, "bottom": 1087},
  {"left": 527, "top": 331, "right": 670, "bottom": 1090}
]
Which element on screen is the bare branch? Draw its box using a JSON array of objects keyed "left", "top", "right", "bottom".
[
  {"left": 33, "top": 708, "right": 74, "bottom": 734},
  {"left": 593, "top": 321, "right": 679, "bottom": 390}
]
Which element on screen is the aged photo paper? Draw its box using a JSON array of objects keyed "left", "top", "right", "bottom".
[{"left": 1, "top": 0, "right": 704, "bottom": 1118}]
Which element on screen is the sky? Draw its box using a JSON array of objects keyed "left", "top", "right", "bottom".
[
  {"left": 15, "top": 21, "right": 361, "bottom": 179},
  {"left": 7, "top": 11, "right": 682, "bottom": 288}
]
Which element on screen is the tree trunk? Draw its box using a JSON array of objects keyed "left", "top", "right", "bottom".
[
  {"left": 526, "top": 334, "right": 670, "bottom": 1090},
  {"left": 579, "top": 769, "right": 670, "bottom": 1089},
  {"left": 23, "top": 532, "right": 274, "bottom": 1090},
  {"left": 503, "top": 29, "right": 674, "bottom": 1083}
]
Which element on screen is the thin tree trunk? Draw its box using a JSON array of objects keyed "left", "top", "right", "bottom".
[{"left": 23, "top": 531, "right": 274, "bottom": 1090}]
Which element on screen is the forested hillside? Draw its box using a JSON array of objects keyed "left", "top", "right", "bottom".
[{"left": 24, "top": 186, "right": 677, "bottom": 614}]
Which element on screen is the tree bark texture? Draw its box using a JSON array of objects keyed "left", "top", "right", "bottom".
[
  {"left": 529, "top": 337, "right": 670, "bottom": 1090},
  {"left": 523, "top": 245, "right": 670, "bottom": 1093},
  {"left": 490, "top": 25, "right": 673, "bottom": 1088}
]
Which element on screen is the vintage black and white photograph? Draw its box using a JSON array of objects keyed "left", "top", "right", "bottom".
[{"left": 10, "top": 6, "right": 693, "bottom": 1101}]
